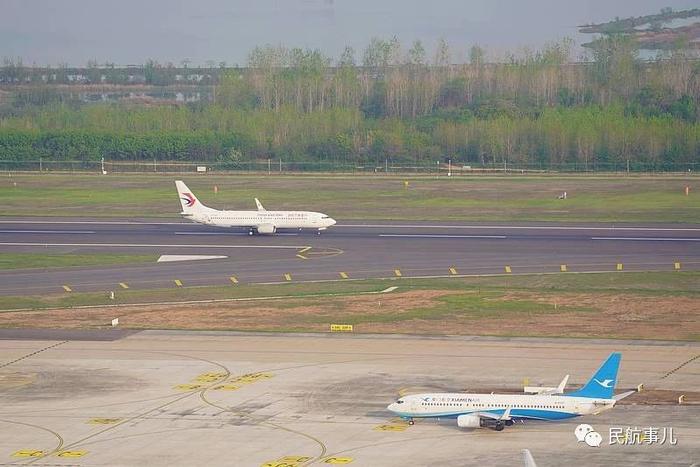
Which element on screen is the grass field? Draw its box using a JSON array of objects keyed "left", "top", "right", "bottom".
[
  {"left": 1, "top": 272, "right": 698, "bottom": 340},
  {"left": 0, "top": 253, "right": 157, "bottom": 270},
  {"left": 1, "top": 173, "right": 698, "bottom": 222}
]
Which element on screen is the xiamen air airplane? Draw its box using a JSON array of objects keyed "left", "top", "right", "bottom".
[
  {"left": 387, "top": 352, "right": 635, "bottom": 431},
  {"left": 176, "top": 181, "right": 336, "bottom": 235}
]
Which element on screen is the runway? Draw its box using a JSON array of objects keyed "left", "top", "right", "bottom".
[{"left": 1, "top": 217, "right": 699, "bottom": 295}]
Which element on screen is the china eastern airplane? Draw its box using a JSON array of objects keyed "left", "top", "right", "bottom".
[
  {"left": 387, "top": 352, "right": 635, "bottom": 431},
  {"left": 175, "top": 180, "right": 336, "bottom": 235}
]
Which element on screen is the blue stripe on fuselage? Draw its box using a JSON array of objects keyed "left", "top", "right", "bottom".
[{"left": 391, "top": 408, "right": 578, "bottom": 421}]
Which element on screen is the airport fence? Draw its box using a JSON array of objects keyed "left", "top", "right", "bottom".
[{"left": 0, "top": 159, "right": 698, "bottom": 175}]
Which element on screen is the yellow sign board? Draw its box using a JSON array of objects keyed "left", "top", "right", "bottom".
[{"left": 330, "top": 324, "right": 353, "bottom": 332}]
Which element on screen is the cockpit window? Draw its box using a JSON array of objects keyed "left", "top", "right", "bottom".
[
  {"left": 396, "top": 400, "right": 404, "bottom": 404},
  {"left": 321, "top": 215, "right": 329, "bottom": 219}
]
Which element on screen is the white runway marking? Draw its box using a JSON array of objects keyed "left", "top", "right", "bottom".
[
  {"left": 157, "top": 255, "right": 228, "bottom": 262},
  {"left": 0, "top": 242, "right": 305, "bottom": 249},
  {"left": 0, "top": 230, "right": 95, "bottom": 234},
  {"left": 379, "top": 234, "right": 507, "bottom": 239},
  {"left": 344, "top": 224, "right": 700, "bottom": 232},
  {"left": 591, "top": 237, "right": 700, "bottom": 242}
]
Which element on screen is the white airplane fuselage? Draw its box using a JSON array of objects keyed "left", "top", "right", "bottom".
[
  {"left": 184, "top": 208, "right": 336, "bottom": 231},
  {"left": 388, "top": 392, "right": 615, "bottom": 422}
]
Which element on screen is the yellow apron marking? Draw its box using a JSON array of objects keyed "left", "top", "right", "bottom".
[
  {"left": 674, "top": 261, "right": 682, "bottom": 270},
  {"left": 298, "top": 246, "right": 312, "bottom": 254},
  {"left": 330, "top": 324, "right": 353, "bottom": 332},
  {"left": 295, "top": 254, "right": 308, "bottom": 260},
  {"left": 174, "top": 384, "right": 203, "bottom": 391},
  {"left": 374, "top": 424, "right": 407, "bottom": 432},
  {"left": 394, "top": 269, "right": 402, "bottom": 277},
  {"left": 616, "top": 263, "right": 623, "bottom": 271},
  {"left": 174, "top": 279, "right": 183, "bottom": 287},
  {"left": 262, "top": 455, "right": 312, "bottom": 467},
  {"left": 560, "top": 264, "right": 567, "bottom": 272},
  {"left": 194, "top": 374, "right": 226, "bottom": 383},
  {"left": 88, "top": 418, "right": 121, "bottom": 424},
  {"left": 325, "top": 457, "right": 354, "bottom": 464},
  {"left": 232, "top": 372, "right": 273, "bottom": 384},
  {"left": 504, "top": 265, "right": 512, "bottom": 273},
  {"left": 284, "top": 273, "right": 292, "bottom": 281},
  {"left": 62, "top": 285, "right": 72, "bottom": 292},
  {"left": 119, "top": 282, "right": 129, "bottom": 289},
  {"left": 57, "top": 450, "right": 87, "bottom": 458},
  {"left": 339, "top": 271, "right": 349, "bottom": 279},
  {"left": 230, "top": 275, "right": 239, "bottom": 284},
  {"left": 212, "top": 384, "right": 241, "bottom": 391},
  {"left": 12, "top": 450, "right": 44, "bottom": 458},
  {"left": 449, "top": 267, "right": 458, "bottom": 275}
]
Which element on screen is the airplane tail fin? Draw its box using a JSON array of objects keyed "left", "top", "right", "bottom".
[
  {"left": 565, "top": 352, "right": 621, "bottom": 399},
  {"left": 175, "top": 180, "right": 209, "bottom": 214}
]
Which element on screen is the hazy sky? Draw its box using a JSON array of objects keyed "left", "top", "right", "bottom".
[{"left": 2, "top": 0, "right": 698, "bottom": 66}]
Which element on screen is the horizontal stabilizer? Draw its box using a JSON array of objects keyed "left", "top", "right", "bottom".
[{"left": 613, "top": 390, "right": 637, "bottom": 402}]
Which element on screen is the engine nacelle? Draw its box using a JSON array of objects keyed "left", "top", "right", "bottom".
[
  {"left": 256, "top": 224, "right": 276, "bottom": 235},
  {"left": 457, "top": 414, "right": 482, "bottom": 428}
]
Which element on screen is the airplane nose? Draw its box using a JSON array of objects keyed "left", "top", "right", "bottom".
[
  {"left": 387, "top": 403, "right": 396, "bottom": 411},
  {"left": 328, "top": 218, "right": 336, "bottom": 226}
]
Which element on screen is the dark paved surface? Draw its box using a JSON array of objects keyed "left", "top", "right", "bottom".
[{"left": 1, "top": 217, "right": 699, "bottom": 295}]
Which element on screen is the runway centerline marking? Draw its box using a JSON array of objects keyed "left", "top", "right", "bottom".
[
  {"left": 0, "top": 230, "right": 95, "bottom": 234},
  {"left": 342, "top": 224, "right": 700, "bottom": 232},
  {"left": 0, "top": 242, "right": 306, "bottom": 249},
  {"left": 591, "top": 237, "right": 700, "bottom": 242},
  {"left": 379, "top": 234, "right": 506, "bottom": 239}
]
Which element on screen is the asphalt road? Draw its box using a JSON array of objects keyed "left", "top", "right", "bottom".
[{"left": 1, "top": 217, "right": 699, "bottom": 295}]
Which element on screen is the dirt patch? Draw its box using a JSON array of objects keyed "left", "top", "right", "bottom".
[
  {"left": 0, "top": 289, "right": 698, "bottom": 341},
  {"left": 0, "top": 290, "right": 451, "bottom": 331}
]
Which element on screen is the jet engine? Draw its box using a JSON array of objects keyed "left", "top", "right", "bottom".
[
  {"left": 256, "top": 224, "right": 276, "bottom": 235},
  {"left": 457, "top": 414, "right": 482, "bottom": 428}
]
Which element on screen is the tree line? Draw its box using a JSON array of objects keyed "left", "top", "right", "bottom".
[{"left": 0, "top": 36, "right": 699, "bottom": 170}]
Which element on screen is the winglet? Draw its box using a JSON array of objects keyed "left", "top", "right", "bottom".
[
  {"left": 255, "top": 198, "right": 266, "bottom": 211},
  {"left": 556, "top": 375, "right": 570, "bottom": 394}
]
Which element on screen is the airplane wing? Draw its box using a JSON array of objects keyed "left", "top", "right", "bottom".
[{"left": 524, "top": 375, "right": 569, "bottom": 395}]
